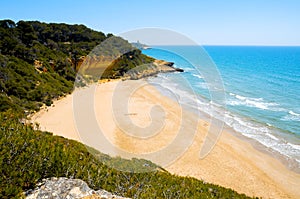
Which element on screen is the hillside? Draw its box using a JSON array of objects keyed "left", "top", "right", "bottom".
[
  {"left": 0, "top": 111, "right": 252, "bottom": 198},
  {"left": 0, "top": 20, "right": 253, "bottom": 198},
  {"left": 0, "top": 20, "right": 154, "bottom": 112}
]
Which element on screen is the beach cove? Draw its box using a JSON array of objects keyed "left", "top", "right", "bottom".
[{"left": 31, "top": 79, "right": 300, "bottom": 199}]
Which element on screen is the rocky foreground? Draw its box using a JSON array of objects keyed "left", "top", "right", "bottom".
[{"left": 25, "top": 177, "right": 130, "bottom": 199}]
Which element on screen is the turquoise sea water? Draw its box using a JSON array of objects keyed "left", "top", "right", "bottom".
[{"left": 142, "top": 46, "right": 300, "bottom": 169}]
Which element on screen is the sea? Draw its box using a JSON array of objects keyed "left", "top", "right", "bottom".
[{"left": 142, "top": 46, "right": 300, "bottom": 171}]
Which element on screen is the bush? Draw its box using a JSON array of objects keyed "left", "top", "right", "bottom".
[{"left": 0, "top": 111, "right": 253, "bottom": 198}]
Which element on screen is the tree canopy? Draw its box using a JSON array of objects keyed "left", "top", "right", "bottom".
[{"left": 0, "top": 20, "right": 152, "bottom": 112}]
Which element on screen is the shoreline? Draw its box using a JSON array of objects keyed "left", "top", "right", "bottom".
[
  {"left": 146, "top": 75, "right": 300, "bottom": 174},
  {"left": 225, "top": 124, "right": 300, "bottom": 174},
  {"left": 31, "top": 79, "right": 300, "bottom": 199}
]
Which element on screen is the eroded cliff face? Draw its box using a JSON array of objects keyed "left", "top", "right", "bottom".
[{"left": 26, "top": 177, "right": 130, "bottom": 199}]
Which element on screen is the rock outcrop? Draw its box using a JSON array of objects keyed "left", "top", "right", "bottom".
[
  {"left": 123, "top": 59, "right": 184, "bottom": 80},
  {"left": 25, "top": 177, "right": 130, "bottom": 199}
]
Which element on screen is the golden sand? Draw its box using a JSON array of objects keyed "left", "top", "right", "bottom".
[{"left": 31, "top": 80, "right": 300, "bottom": 198}]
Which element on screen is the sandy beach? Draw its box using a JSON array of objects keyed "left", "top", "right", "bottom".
[{"left": 31, "top": 80, "right": 300, "bottom": 199}]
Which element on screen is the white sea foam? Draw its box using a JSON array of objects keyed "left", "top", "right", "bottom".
[
  {"left": 266, "top": 132, "right": 279, "bottom": 141},
  {"left": 224, "top": 114, "right": 300, "bottom": 163},
  {"left": 227, "top": 93, "right": 282, "bottom": 111},
  {"left": 235, "top": 94, "right": 247, "bottom": 101},
  {"left": 191, "top": 74, "right": 203, "bottom": 79},
  {"left": 289, "top": 111, "right": 300, "bottom": 116},
  {"left": 281, "top": 111, "right": 300, "bottom": 121},
  {"left": 288, "top": 143, "right": 300, "bottom": 150},
  {"left": 184, "top": 68, "right": 194, "bottom": 72},
  {"left": 211, "top": 104, "right": 300, "bottom": 166}
]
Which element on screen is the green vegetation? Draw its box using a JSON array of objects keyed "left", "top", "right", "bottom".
[
  {"left": 0, "top": 54, "right": 73, "bottom": 112},
  {"left": 78, "top": 35, "right": 154, "bottom": 79},
  {"left": 0, "top": 19, "right": 152, "bottom": 112},
  {"left": 0, "top": 20, "right": 255, "bottom": 198},
  {"left": 101, "top": 49, "right": 154, "bottom": 79},
  {"left": 0, "top": 111, "right": 253, "bottom": 198},
  {"left": 0, "top": 19, "right": 101, "bottom": 112}
]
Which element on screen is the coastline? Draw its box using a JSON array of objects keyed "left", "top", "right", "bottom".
[{"left": 31, "top": 79, "right": 300, "bottom": 199}]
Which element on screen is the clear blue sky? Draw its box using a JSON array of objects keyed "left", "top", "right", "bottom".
[{"left": 1, "top": 0, "right": 300, "bottom": 45}]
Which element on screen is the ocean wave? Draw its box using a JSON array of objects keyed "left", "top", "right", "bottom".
[
  {"left": 191, "top": 74, "right": 203, "bottom": 79},
  {"left": 281, "top": 111, "right": 300, "bottom": 121},
  {"left": 183, "top": 68, "right": 195, "bottom": 72},
  {"left": 266, "top": 132, "right": 279, "bottom": 141},
  {"left": 288, "top": 143, "right": 300, "bottom": 150},
  {"left": 227, "top": 93, "right": 283, "bottom": 111},
  {"left": 209, "top": 99, "right": 300, "bottom": 167},
  {"left": 223, "top": 112, "right": 300, "bottom": 164},
  {"left": 289, "top": 111, "right": 300, "bottom": 116},
  {"left": 225, "top": 114, "right": 269, "bottom": 135}
]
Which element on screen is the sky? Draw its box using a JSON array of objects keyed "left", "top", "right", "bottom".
[{"left": 1, "top": 0, "right": 300, "bottom": 46}]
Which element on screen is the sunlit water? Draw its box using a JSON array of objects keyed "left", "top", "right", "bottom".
[{"left": 143, "top": 46, "right": 300, "bottom": 169}]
